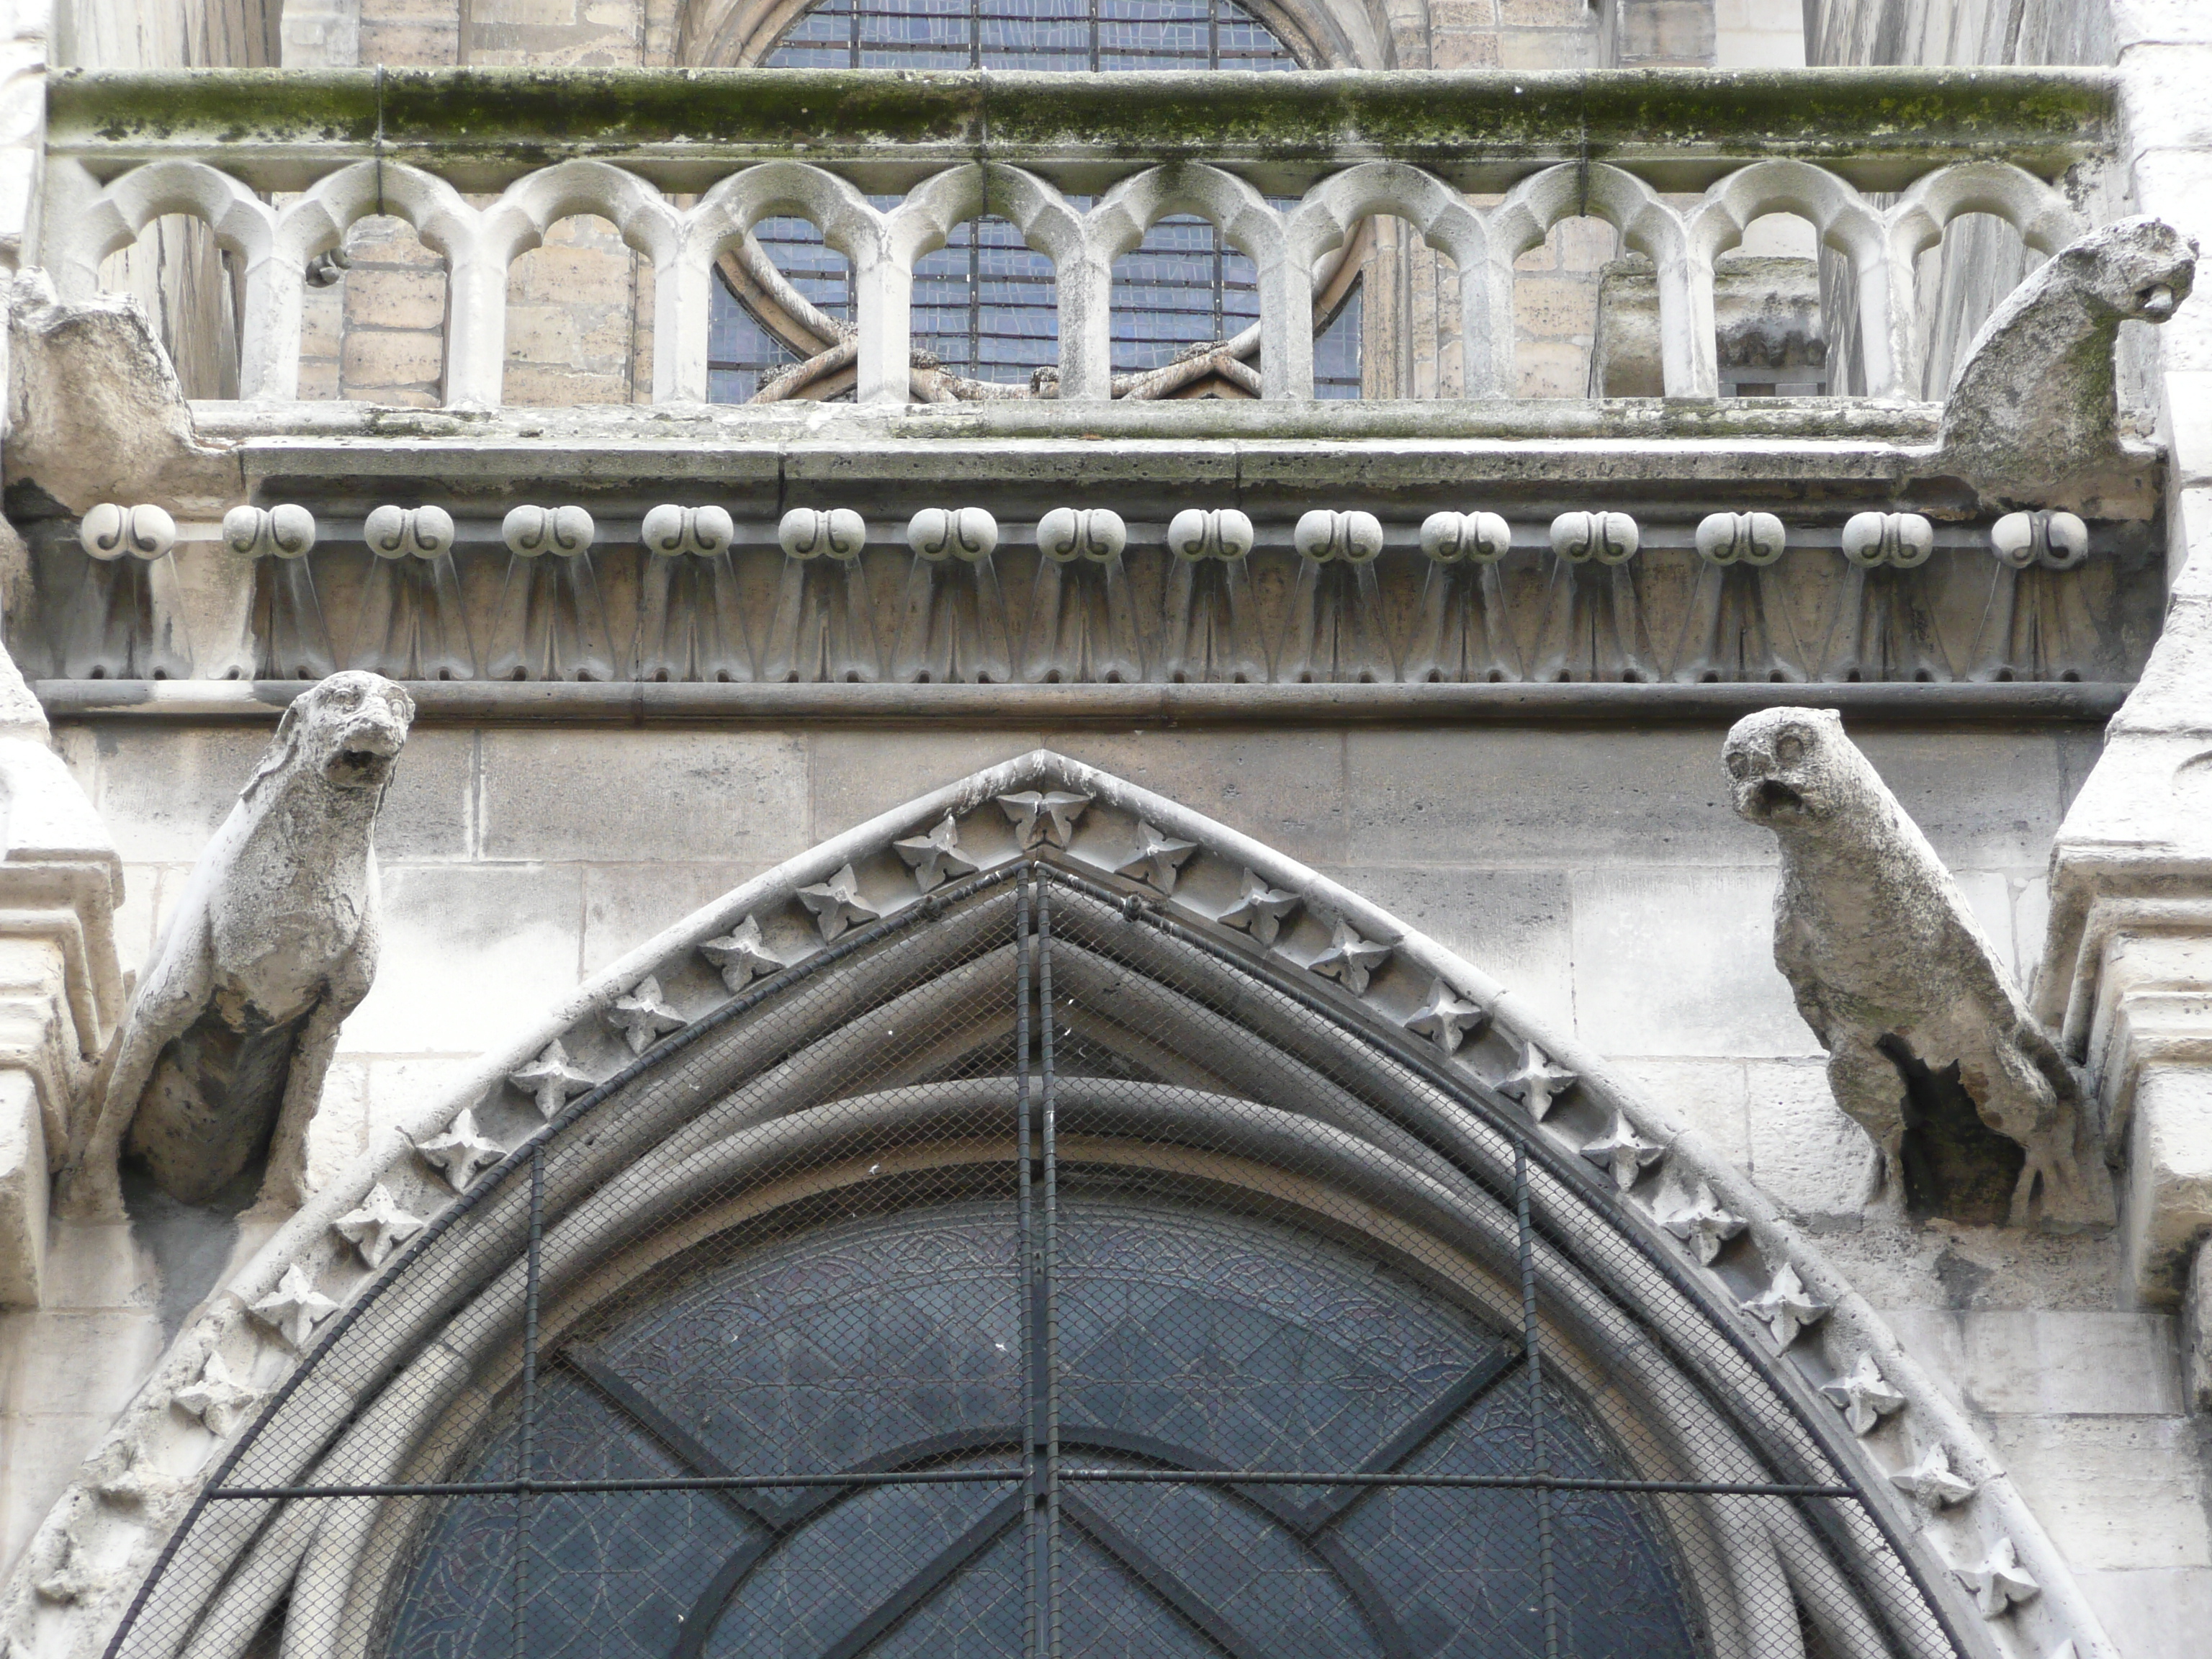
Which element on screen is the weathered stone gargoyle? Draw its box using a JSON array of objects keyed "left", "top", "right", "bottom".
[
  {"left": 62, "top": 672, "right": 414, "bottom": 1217},
  {"left": 1938, "top": 215, "right": 2197, "bottom": 511},
  {"left": 1724, "top": 707, "right": 2110, "bottom": 1229}
]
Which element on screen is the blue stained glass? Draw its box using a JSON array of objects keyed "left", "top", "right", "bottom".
[
  {"left": 377, "top": 1200, "right": 1701, "bottom": 1659},
  {"left": 704, "top": 0, "right": 1361, "bottom": 396}
]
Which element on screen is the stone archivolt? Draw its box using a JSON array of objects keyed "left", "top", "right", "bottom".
[{"left": 0, "top": 750, "right": 2120, "bottom": 1659}]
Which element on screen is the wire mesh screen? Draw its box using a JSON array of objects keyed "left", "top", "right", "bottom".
[{"left": 114, "top": 863, "right": 1966, "bottom": 1659}]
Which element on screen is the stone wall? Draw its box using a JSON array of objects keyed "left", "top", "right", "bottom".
[{"left": 11, "top": 710, "right": 2201, "bottom": 1654}]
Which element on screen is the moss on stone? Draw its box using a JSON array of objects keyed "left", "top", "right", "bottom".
[{"left": 46, "top": 65, "right": 2113, "bottom": 176}]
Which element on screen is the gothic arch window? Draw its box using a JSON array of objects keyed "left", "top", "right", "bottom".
[
  {"left": 704, "top": 0, "right": 1363, "bottom": 401},
  {"left": 107, "top": 764, "right": 1994, "bottom": 1659}
]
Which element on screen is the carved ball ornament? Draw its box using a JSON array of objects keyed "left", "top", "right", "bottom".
[
  {"left": 1990, "top": 509, "right": 2089, "bottom": 570},
  {"left": 778, "top": 506, "right": 868, "bottom": 561},
  {"left": 1548, "top": 510, "right": 1639, "bottom": 564},
  {"left": 222, "top": 503, "right": 315, "bottom": 561},
  {"left": 80, "top": 503, "right": 176, "bottom": 562},
  {"left": 907, "top": 507, "right": 998, "bottom": 562},
  {"left": 1036, "top": 507, "right": 1127, "bottom": 563},
  {"left": 1694, "top": 511, "right": 1786, "bottom": 566},
  {"left": 643, "top": 503, "right": 734, "bottom": 557},
  {"left": 364, "top": 504, "right": 456, "bottom": 561},
  {"left": 1839, "top": 511, "right": 1933, "bottom": 569},
  {"left": 501, "top": 505, "right": 594, "bottom": 558},
  {"left": 1293, "top": 509, "right": 1383, "bottom": 564},
  {"left": 1166, "top": 508, "right": 1254, "bottom": 561},
  {"left": 1419, "top": 511, "right": 1511, "bottom": 564}
]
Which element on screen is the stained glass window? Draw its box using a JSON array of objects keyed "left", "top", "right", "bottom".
[
  {"left": 383, "top": 1199, "right": 1699, "bottom": 1659},
  {"left": 705, "top": 0, "right": 1364, "bottom": 400}
]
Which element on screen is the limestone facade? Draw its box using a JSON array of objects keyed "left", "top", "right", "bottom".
[{"left": 0, "top": 2, "right": 2207, "bottom": 1659}]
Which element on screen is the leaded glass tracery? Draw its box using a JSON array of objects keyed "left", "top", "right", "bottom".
[
  {"left": 383, "top": 1200, "right": 1701, "bottom": 1659},
  {"left": 704, "top": 0, "right": 1363, "bottom": 400}
]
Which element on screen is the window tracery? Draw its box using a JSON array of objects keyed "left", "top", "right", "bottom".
[{"left": 704, "top": 0, "right": 1362, "bottom": 401}]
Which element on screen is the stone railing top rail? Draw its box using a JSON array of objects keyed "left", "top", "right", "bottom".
[{"left": 45, "top": 66, "right": 2114, "bottom": 192}]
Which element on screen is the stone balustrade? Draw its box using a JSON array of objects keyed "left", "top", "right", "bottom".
[{"left": 37, "top": 66, "right": 2111, "bottom": 409}]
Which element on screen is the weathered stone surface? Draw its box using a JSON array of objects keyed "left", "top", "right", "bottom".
[
  {"left": 1725, "top": 706, "right": 2109, "bottom": 1228},
  {"left": 3, "top": 271, "right": 230, "bottom": 514},
  {"left": 65, "top": 673, "right": 415, "bottom": 1215},
  {"left": 1938, "top": 215, "right": 2198, "bottom": 509}
]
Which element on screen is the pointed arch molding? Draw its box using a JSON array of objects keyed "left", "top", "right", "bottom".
[{"left": 7, "top": 752, "right": 2106, "bottom": 1659}]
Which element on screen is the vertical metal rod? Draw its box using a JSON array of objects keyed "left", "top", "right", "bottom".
[
  {"left": 1015, "top": 875, "right": 1040, "bottom": 1659},
  {"left": 513, "top": 1142, "right": 544, "bottom": 1659},
  {"left": 1038, "top": 879, "right": 1062, "bottom": 1659},
  {"left": 1513, "top": 1141, "right": 1560, "bottom": 1659}
]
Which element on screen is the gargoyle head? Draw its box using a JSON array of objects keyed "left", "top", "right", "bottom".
[
  {"left": 1722, "top": 707, "right": 1861, "bottom": 830},
  {"left": 246, "top": 671, "right": 415, "bottom": 801},
  {"left": 2061, "top": 215, "right": 2197, "bottom": 325}
]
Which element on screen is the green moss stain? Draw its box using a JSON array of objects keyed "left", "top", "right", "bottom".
[{"left": 46, "top": 66, "right": 2113, "bottom": 170}]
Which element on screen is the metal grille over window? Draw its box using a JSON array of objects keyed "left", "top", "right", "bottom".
[
  {"left": 112, "top": 860, "right": 1966, "bottom": 1659},
  {"left": 706, "top": 0, "right": 1364, "bottom": 402}
]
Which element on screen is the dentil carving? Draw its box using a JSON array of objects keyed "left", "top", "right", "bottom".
[
  {"left": 1822, "top": 512, "right": 1950, "bottom": 683},
  {"left": 1025, "top": 508, "right": 1141, "bottom": 683},
  {"left": 352, "top": 505, "right": 472, "bottom": 679},
  {"left": 489, "top": 505, "right": 615, "bottom": 682},
  {"left": 638, "top": 504, "right": 752, "bottom": 682},
  {"left": 1533, "top": 511, "right": 1656, "bottom": 682},
  {"left": 1675, "top": 511, "right": 1801, "bottom": 684},
  {"left": 1724, "top": 706, "right": 2110, "bottom": 1228},
  {"left": 1278, "top": 511, "right": 1394, "bottom": 683},
  {"left": 227, "top": 503, "right": 336, "bottom": 680},
  {"left": 1406, "top": 511, "right": 1519, "bottom": 683},
  {"left": 64, "top": 672, "right": 415, "bottom": 1216}
]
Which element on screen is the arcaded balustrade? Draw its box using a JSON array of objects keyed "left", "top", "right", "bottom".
[{"left": 37, "top": 66, "right": 2110, "bottom": 409}]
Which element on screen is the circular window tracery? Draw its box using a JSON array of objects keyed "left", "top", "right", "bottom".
[{"left": 704, "top": 0, "right": 1363, "bottom": 402}]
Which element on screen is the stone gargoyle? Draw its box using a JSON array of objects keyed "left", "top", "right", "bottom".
[
  {"left": 62, "top": 671, "right": 415, "bottom": 1216},
  {"left": 1938, "top": 214, "right": 2197, "bottom": 510},
  {"left": 1723, "top": 707, "right": 2110, "bottom": 1229}
]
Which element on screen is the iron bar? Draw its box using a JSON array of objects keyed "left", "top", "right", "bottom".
[
  {"left": 1514, "top": 1139, "right": 1560, "bottom": 1659},
  {"left": 1017, "top": 872, "right": 1043, "bottom": 1658},
  {"left": 511, "top": 1142, "right": 544, "bottom": 1659},
  {"left": 1038, "top": 877, "right": 1064, "bottom": 1659},
  {"left": 204, "top": 1471, "right": 1859, "bottom": 1499}
]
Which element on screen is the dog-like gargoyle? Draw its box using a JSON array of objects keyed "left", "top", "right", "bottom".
[{"left": 62, "top": 672, "right": 415, "bottom": 1217}]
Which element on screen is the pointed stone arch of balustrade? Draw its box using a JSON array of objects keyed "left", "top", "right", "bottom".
[
  {"left": 1881, "top": 163, "right": 2083, "bottom": 400},
  {"left": 479, "top": 161, "right": 685, "bottom": 403},
  {"left": 42, "top": 160, "right": 287, "bottom": 397},
  {"left": 266, "top": 162, "right": 499, "bottom": 406},
  {"left": 980, "top": 163, "right": 1097, "bottom": 397},
  {"left": 1488, "top": 163, "right": 1707, "bottom": 398},
  {"left": 1, "top": 752, "right": 2123, "bottom": 1659},
  {"left": 1285, "top": 162, "right": 1500, "bottom": 397},
  {"left": 671, "top": 161, "right": 983, "bottom": 405},
  {"left": 1685, "top": 162, "right": 1894, "bottom": 397},
  {"left": 1083, "top": 164, "right": 1302, "bottom": 399}
]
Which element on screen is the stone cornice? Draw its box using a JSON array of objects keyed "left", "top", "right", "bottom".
[{"left": 45, "top": 66, "right": 2114, "bottom": 193}]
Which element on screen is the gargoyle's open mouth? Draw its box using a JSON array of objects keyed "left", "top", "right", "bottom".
[
  {"left": 1754, "top": 779, "right": 1806, "bottom": 817},
  {"left": 326, "top": 743, "right": 396, "bottom": 787},
  {"left": 2139, "top": 282, "right": 2178, "bottom": 322}
]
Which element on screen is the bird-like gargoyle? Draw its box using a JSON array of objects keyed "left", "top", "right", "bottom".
[
  {"left": 63, "top": 672, "right": 415, "bottom": 1216},
  {"left": 1723, "top": 707, "right": 2110, "bottom": 1229}
]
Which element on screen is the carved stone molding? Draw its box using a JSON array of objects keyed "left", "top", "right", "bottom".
[{"left": 0, "top": 750, "right": 2125, "bottom": 1659}]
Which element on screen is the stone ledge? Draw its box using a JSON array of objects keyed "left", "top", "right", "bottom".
[
  {"left": 32, "top": 679, "right": 2134, "bottom": 727},
  {"left": 46, "top": 66, "right": 2117, "bottom": 194}
]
